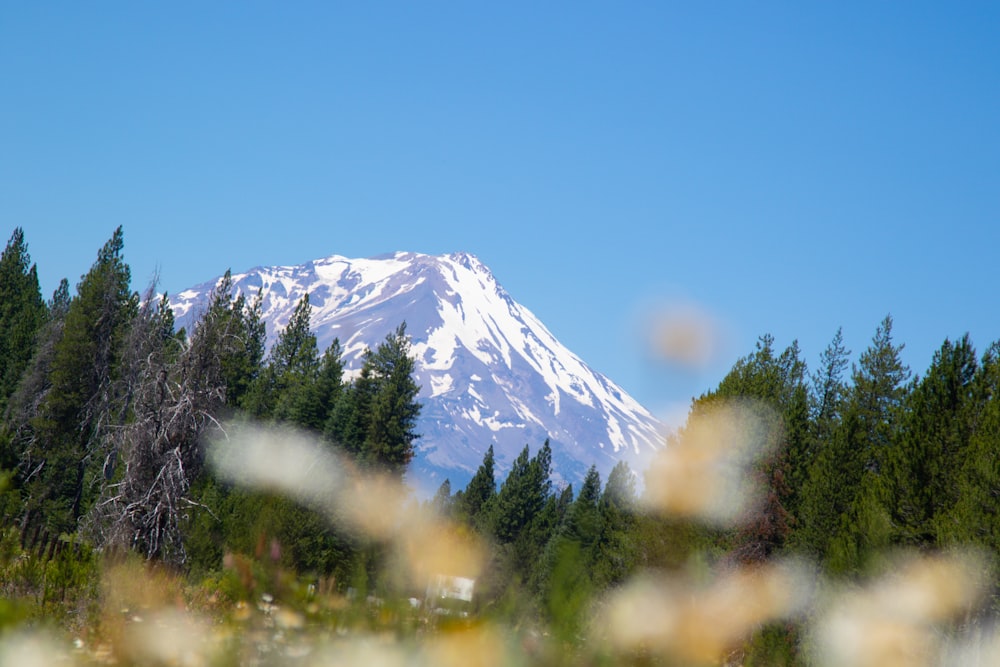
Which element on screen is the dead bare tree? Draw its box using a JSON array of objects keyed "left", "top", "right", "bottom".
[{"left": 85, "top": 281, "right": 251, "bottom": 564}]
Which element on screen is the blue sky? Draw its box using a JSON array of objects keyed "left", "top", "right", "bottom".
[{"left": 3, "top": 3, "right": 999, "bottom": 419}]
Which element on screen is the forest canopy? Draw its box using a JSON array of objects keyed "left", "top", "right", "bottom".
[{"left": 2, "top": 226, "right": 1000, "bottom": 666}]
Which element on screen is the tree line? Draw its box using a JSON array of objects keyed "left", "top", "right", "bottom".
[
  {"left": 3, "top": 226, "right": 1000, "bottom": 662},
  {"left": 0, "top": 227, "right": 421, "bottom": 583}
]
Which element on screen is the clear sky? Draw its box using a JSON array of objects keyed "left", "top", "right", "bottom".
[{"left": 3, "top": 3, "right": 999, "bottom": 421}]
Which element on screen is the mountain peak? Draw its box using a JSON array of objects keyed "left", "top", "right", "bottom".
[{"left": 171, "top": 251, "right": 664, "bottom": 493}]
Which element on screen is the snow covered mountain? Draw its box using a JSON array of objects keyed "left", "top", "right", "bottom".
[{"left": 170, "top": 252, "right": 664, "bottom": 494}]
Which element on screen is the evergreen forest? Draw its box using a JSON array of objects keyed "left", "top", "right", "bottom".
[{"left": 2, "top": 226, "right": 1000, "bottom": 666}]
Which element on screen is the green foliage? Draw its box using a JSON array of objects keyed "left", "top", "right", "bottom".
[
  {"left": 360, "top": 323, "right": 422, "bottom": 476},
  {"left": 0, "top": 228, "right": 45, "bottom": 415},
  {"left": 888, "top": 335, "right": 978, "bottom": 546},
  {"left": 457, "top": 445, "right": 496, "bottom": 529},
  {"left": 11, "top": 228, "right": 1000, "bottom": 665},
  {"left": 692, "top": 334, "right": 806, "bottom": 562},
  {"left": 562, "top": 466, "right": 602, "bottom": 549},
  {"left": 797, "top": 316, "right": 911, "bottom": 572},
  {"left": 790, "top": 330, "right": 851, "bottom": 555},
  {"left": 592, "top": 461, "right": 638, "bottom": 587},
  {"left": 292, "top": 339, "right": 344, "bottom": 432},
  {"left": 811, "top": 328, "right": 851, "bottom": 429},
  {"left": 832, "top": 316, "right": 910, "bottom": 573},
  {"left": 431, "top": 478, "right": 453, "bottom": 517},
  {"left": 185, "top": 475, "right": 357, "bottom": 585},
  {"left": 20, "top": 227, "right": 137, "bottom": 537},
  {"left": 487, "top": 442, "right": 552, "bottom": 544},
  {"left": 793, "top": 422, "right": 851, "bottom": 557},
  {"left": 326, "top": 324, "right": 421, "bottom": 478},
  {"left": 540, "top": 467, "right": 601, "bottom": 640},
  {"left": 197, "top": 270, "right": 266, "bottom": 410},
  {"left": 243, "top": 293, "right": 322, "bottom": 421},
  {"left": 544, "top": 539, "right": 592, "bottom": 643},
  {"left": 184, "top": 309, "right": 416, "bottom": 590},
  {"left": 42, "top": 537, "right": 100, "bottom": 609},
  {"left": 851, "top": 315, "right": 911, "bottom": 463},
  {"left": 324, "top": 360, "right": 371, "bottom": 455},
  {"left": 938, "top": 342, "right": 1000, "bottom": 549},
  {"left": 182, "top": 476, "right": 228, "bottom": 578},
  {"left": 743, "top": 624, "right": 799, "bottom": 666},
  {"left": 0, "top": 523, "right": 100, "bottom": 630}
]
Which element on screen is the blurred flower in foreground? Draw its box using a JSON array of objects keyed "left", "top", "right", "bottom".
[
  {"left": 422, "top": 625, "right": 510, "bottom": 667},
  {"left": 812, "top": 550, "right": 989, "bottom": 667},
  {"left": 939, "top": 624, "right": 1000, "bottom": 667},
  {"left": 102, "top": 557, "right": 187, "bottom": 617},
  {"left": 209, "top": 421, "right": 486, "bottom": 585},
  {"left": 391, "top": 515, "right": 485, "bottom": 587},
  {"left": 642, "top": 399, "right": 774, "bottom": 526},
  {"left": 312, "top": 625, "right": 513, "bottom": 667},
  {"left": 208, "top": 421, "right": 345, "bottom": 511},
  {"left": 600, "top": 558, "right": 813, "bottom": 664},
  {"left": 0, "top": 633, "right": 71, "bottom": 667},
  {"left": 643, "top": 300, "right": 722, "bottom": 370},
  {"left": 124, "top": 609, "right": 213, "bottom": 667},
  {"left": 309, "top": 639, "right": 410, "bottom": 667}
]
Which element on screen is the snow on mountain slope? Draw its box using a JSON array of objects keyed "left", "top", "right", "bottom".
[{"left": 171, "top": 251, "right": 665, "bottom": 494}]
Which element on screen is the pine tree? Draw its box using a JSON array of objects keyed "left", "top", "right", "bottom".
[
  {"left": 243, "top": 294, "right": 321, "bottom": 421},
  {"left": 801, "top": 329, "right": 851, "bottom": 505},
  {"left": 1, "top": 279, "right": 72, "bottom": 474},
  {"left": 20, "top": 227, "right": 137, "bottom": 537},
  {"left": 546, "top": 467, "right": 601, "bottom": 559},
  {"left": 162, "top": 274, "right": 295, "bottom": 566},
  {"left": 941, "top": 342, "right": 1000, "bottom": 551},
  {"left": 292, "top": 340, "right": 344, "bottom": 433},
  {"left": 431, "top": 478, "right": 453, "bottom": 517},
  {"left": 820, "top": 315, "right": 910, "bottom": 574},
  {"left": 0, "top": 228, "right": 46, "bottom": 415},
  {"left": 48, "top": 279, "right": 70, "bottom": 319},
  {"left": 231, "top": 289, "right": 266, "bottom": 409},
  {"left": 523, "top": 478, "right": 571, "bottom": 595},
  {"left": 487, "top": 441, "right": 553, "bottom": 544},
  {"left": 851, "top": 315, "right": 911, "bottom": 470},
  {"left": 562, "top": 466, "right": 602, "bottom": 548},
  {"left": 791, "top": 329, "right": 852, "bottom": 554},
  {"left": 458, "top": 444, "right": 496, "bottom": 530},
  {"left": 794, "top": 418, "right": 852, "bottom": 558},
  {"left": 325, "top": 360, "right": 371, "bottom": 456},
  {"left": 888, "top": 335, "right": 977, "bottom": 546},
  {"left": 811, "top": 328, "right": 851, "bottom": 427},
  {"left": 270, "top": 294, "right": 320, "bottom": 382},
  {"left": 691, "top": 334, "right": 806, "bottom": 562},
  {"left": 593, "top": 460, "right": 638, "bottom": 588},
  {"left": 543, "top": 466, "right": 602, "bottom": 641},
  {"left": 192, "top": 271, "right": 266, "bottom": 411},
  {"left": 359, "top": 324, "right": 422, "bottom": 478}
]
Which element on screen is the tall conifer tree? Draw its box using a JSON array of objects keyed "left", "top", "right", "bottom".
[
  {"left": 293, "top": 340, "right": 344, "bottom": 433},
  {"left": 359, "top": 323, "right": 422, "bottom": 478},
  {"left": 244, "top": 293, "right": 321, "bottom": 421},
  {"left": 824, "top": 315, "right": 910, "bottom": 573},
  {"left": 945, "top": 342, "right": 1000, "bottom": 549},
  {"left": 458, "top": 444, "right": 496, "bottom": 529},
  {"left": 488, "top": 441, "right": 553, "bottom": 544},
  {"left": 793, "top": 329, "right": 851, "bottom": 554},
  {"left": 888, "top": 335, "right": 977, "bottom": 546},
  {"left": 691, "top": 334, "right": 806, "bottom": 561},
  {"left": 0, "top": 228, "right": 45, "bottom": 415},
  {"left": 594, "top": 460, "right": 638, "bottom": 587},
  {"left": 21, "top": 227, "right": 136, "bottom": 536}
]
